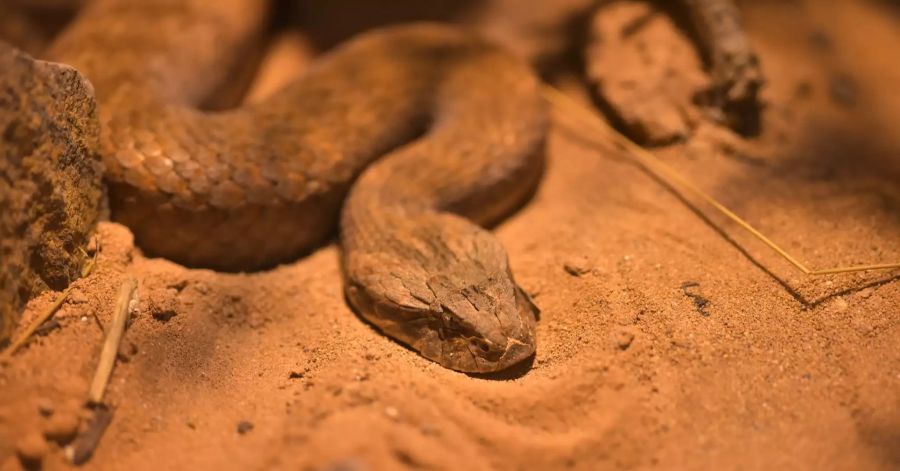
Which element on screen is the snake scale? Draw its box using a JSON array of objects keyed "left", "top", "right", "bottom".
[{"left": 38, "top": 0, "right": 548, "bottom": 372}]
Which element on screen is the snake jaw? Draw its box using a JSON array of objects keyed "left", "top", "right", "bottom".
[{"left": 472, "top": 282, "right": 539, "bottom": 372}]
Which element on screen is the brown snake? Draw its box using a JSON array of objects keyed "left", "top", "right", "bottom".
[{"left": 41, "top": 0, "right": 548, "bottom": 372}]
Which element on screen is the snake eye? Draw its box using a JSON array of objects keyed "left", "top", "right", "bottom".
[{"left": 470, "top": 339, "right": 490, "bottom": 353}]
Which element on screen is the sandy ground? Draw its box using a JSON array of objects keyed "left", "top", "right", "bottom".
[{"left": 1, "top": 0, "right": 899, "bottom": 469}]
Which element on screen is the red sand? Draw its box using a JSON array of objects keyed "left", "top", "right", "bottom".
[{"left": 1, "top": 1, "right": 898, "bottom": 469}]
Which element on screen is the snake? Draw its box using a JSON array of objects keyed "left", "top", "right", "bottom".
[{"left": 37, "top": 0, "right": 548, "bottom": 373}]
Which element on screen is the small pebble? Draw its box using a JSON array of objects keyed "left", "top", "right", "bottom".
[
  {"left": 237, "top": 421, "right": 254, "bottom": 434},
  {"left": 44, "top": 411, "right": 81, "bottom": 443},
  {"left": 384, "top": 407, "right": 399, "bottom": 419},
  {"left": 563, "top": 255, "right": 593, "bottom": 277},
  {"left": 36, "top": 398, "right": 54, "bottom": 417},
  {"left": 16, "top": 431, "right": 49, "bottom": 465},
  {"left": 168, "top": 280, "right": 189, "bottom": 292},
  {"left": 148, "top": 288, "right": 179, "bottom": 322},
  {"left": 614, "top": 329, "right": 635, "bottom": 350},
  {"left": 831, "top": 297, "right": 849, "bottom": 313}
]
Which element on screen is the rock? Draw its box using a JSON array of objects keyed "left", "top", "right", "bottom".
[
  {"left": 168, "top": 280, "right": 189, "bottom": 292},
  {"left": 0, "top": 44, "right": 103, "bottom": 342},
  {"left": 563, "top": 255, "right": 593, "bottom": 277},
  {"left": 237, "top": 421, "right": 254, "bottom": 434},
  {"left": 44, "top": 411, "right": 81, "bottom": 444},
  {"left": 585, "top": 1, "right": 704, "bottom": 145},
  {"left": 614, "top": 329, "right": 635, "bottom": 350}
]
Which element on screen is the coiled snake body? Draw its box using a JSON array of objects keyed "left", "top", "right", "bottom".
[{"left": 44, "top": 0, "right": 547, "bottom": 372}]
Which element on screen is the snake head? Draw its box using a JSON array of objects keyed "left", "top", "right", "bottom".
[
  {"left": 344, "top": 217, "right": 538, "bottom": 373},
  {"left": 420, "top": 268, "right": 538, "bottom": 373}
]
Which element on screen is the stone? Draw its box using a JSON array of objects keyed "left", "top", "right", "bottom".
[{"left": 0, "top": 44, "right": 103, "bottom": 341}]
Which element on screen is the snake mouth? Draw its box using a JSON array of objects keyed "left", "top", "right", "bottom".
[
  {"left": 434, "top": 334, "right": 534, "bottom": 374},
  {"left": 448, "top": 312, "right": 536, "bottom": 373},
  {"left": 483, "top": 336, "right": 535, "bottom": 372},
  {"left": 472, "top": 284, "right": 539, "bottom": 373}
]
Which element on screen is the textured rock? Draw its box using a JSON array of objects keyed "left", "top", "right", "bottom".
[
  {"left": 0, "top": 43, "right": 103, "bottom": 341},
  {"left": 586, "top": 1, "right": 706, "bottom": 145}
]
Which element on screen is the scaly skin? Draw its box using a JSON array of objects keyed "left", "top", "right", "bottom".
[{"left": 45, "top": 0, "right": 547, "bottom": 372}]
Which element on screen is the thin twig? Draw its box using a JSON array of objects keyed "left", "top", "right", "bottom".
[
  {"left": 65, "top": 404, "right": 114, "bottom": 465},
  {"left": 542, "top": 85, "right": 900, "bottom": 275},
  {"left": 0, "top": 245, "right": 99, "bottom": 360},
  {"left": 87, "top": 277, "right": 137, "bottom": 404},
  {"left": 66, "top": 277, "right": 136, "bottom": 466}
]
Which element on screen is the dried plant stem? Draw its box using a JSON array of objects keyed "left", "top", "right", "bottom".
[
  {"left": 0, "top": 248, "right": 98, "bottom": 361},
  {"left": 65, "top": 276, "right": 136, "bottom": 465},
  {"left": 0, "top": 287, "right": 72, "bottom": 362},
  {"left": 87, "top": 277, "right": 137, "bottom": 404},
  {"left": 66, "top": 404, "right": 113, "bottom": 465},
  {"left": 542, "top": 85, "right": 900, "bottom": 275}
]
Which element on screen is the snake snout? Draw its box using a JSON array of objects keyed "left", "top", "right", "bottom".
[
  {"left": 453, "top": 284, "right": 537, "bottom": 373},
  {"left": 467, "top": 335, "right": 507, "bottom": 362},
  {"left": 489, "top": 293, "right": 539, "bottom": 370},
  {"left": 470, "top": 334, "right": 534, "bottom": 370}
]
